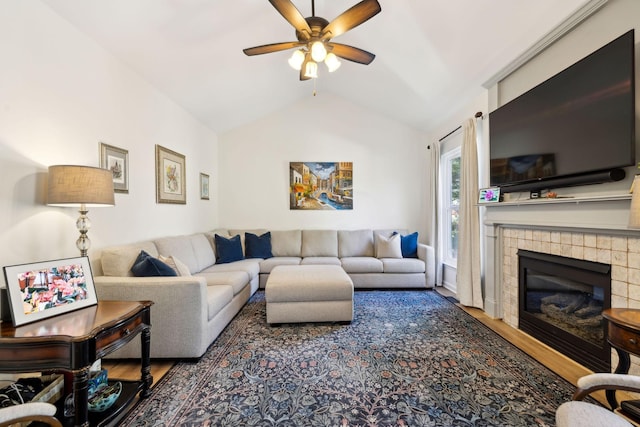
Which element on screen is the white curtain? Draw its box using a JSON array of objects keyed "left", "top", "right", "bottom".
[
  {"left": 427, "top": 142, "right": 442, "bottom": 286},
  {"left": 456, "top": 118, "right": 483, "bottom": 308}
]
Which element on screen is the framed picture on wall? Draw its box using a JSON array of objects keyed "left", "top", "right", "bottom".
[
  {"left": 2, "top": 257, "right": 98, "bottom": 326},
  {"left": 99, "top": 142, "right": 129, "bottom": 193},
  {"left": 289, "top": 162, "right": 353, "bottom": 210},
  {"left": 156, "top": 144, "right": 186, "bottom": 204},
  {"left": 200, "top": 173, "right": 210, "bottom": 200}
]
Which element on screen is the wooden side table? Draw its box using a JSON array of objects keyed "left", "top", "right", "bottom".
[
  {"left": 0, "top": 300, "right": 153, "bottom": 427},
  {"left": 602, "top": 308, "right": 640, "bottom": 409}
]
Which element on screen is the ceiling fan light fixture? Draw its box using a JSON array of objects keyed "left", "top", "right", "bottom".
[
  {"left": 325, "top": 52, "right": 341, "bottom": 72},
  {"left": 310, "top": 41, "right": 327, "bottom": 62},
  {"left": 288, "top": 49, "right": 305, "bottom": 70},
  {"left": 304, "top": 60, "right": 318, "bottom": 79}
]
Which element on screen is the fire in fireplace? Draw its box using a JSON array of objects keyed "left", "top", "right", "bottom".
[{"left": 518, "top": 250, "right": 611, "bottom": 372}]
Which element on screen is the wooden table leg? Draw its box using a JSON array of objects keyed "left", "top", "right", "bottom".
[
  {"left": 73, "top": 367, "right": 90, "bottom": 427},
  {"left": 607, "top": 347, "right": 631, "bottom": 409},
  {"left": 140, "top": 324, "right": 153, "bottom": 398}
]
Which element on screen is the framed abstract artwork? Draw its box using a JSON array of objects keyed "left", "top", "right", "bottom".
[
  {"left": 200, "top": 173, "right": 210, "bottom": 200},
  {"left": 156, "top": 145, "right": 186, "bottom": 204},
  {"left": 99, "top": 142, "right": 129, "bottom": 193},
  {"left": 289, "top": 162, "right": 353, "bottom": 210},
  {"left": 2, "top": 257, "right": 98, "bottom": 326}
]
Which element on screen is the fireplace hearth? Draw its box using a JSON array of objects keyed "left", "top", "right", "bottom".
[{"left": 518, "top": 250, "right": 611, "bottom": 372}]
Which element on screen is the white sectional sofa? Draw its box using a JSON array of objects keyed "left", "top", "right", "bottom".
[{"left": 92, "top": 228, "right": 435, "bottom": 359}]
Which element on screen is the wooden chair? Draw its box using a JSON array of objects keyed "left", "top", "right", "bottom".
[
  {"left": 0, "top": 401, "right": 61, "bottom": 427},
  {"left": 557, "top": 373, "right": 640, "bottom": 427}
]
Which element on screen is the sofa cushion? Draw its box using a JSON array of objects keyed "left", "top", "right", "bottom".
[
  {"left": 206, "top": 284, "right": 234, "bottom": 321},
  {"left": 341, "top": 257, "right": 384, "bottom": 274},
  {"left": 301, "top": 230, "right": 338, "bottom": 257},
  {"left": 375, "top": 233, "right": 402, "bottom": 258},
  {"left": 271, "top": 230, "right": 302, "bottom": 257},
  {"left": 245, "top": 232, "right": 273, "bottom": 259},
  {"left": 131, "top": 250, "right": 177, "bottom": 277},
  {"left": 201, "top": 259, "right": 260, "bottom": 280},
  {"left": 190, "top": 233, "right": 216, "bottom": 271},
  {"left": 158, "top": 255, "right": 191, "bottom": 276},
  {"left": 338, "top": 229, "right": 374, "bottom": 257},
  {"left": 215, "top": 234, "right": 244, "bottom": 264},
  {"left": 200, "top": 271, "right": 249, "bottom": 296},
  {"left": 300, "top": 257, "right": 341, "bottom": 266},
  {"left": 382, "top": 258, "right": 426, "bottom": 274},
  {"left": 259, "top": 257, "right": 301, "bottom": 274},
  {"left": 101, "top": 241, "right": 158, "bottom": 277},
  {"left": 155, "top": 235, "right": 199, "bottom": 274}
]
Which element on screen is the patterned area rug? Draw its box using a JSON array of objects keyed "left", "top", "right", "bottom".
[{"left": 122, "top": 291, "right": 575, "bottom": 426}]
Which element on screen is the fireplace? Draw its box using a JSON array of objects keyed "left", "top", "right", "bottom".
[{"left": 518, "top": 250, "right": 611, "bottom": 372}]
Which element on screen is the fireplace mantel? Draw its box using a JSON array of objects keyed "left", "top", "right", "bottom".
[{"left": 482, "top": 194, "right": 639, "bottom": 320}]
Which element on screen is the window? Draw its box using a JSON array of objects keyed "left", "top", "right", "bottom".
[{"left": 441, "top": 147, "right": 461, "bottom": 266}]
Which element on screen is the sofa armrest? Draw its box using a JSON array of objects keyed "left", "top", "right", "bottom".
[
  {"left": 93, "top": 275, "right": 210, "bottom": 356},
  {"left": 417, "top": 243, "right": 436, "bottom": 287}
]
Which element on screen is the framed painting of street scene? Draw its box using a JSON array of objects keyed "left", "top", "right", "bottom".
[{"left": 289, "top": 162, "right": 353, "bottom": 210}]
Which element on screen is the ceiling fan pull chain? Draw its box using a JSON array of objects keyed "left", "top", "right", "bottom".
[{"left": 313, "top": 78, "right": 317, "bottom": 96}]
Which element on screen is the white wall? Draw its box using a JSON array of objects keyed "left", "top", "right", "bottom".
[
  {"left": 0, "top": 1, "right": 219, "bottom": 276},
  {"left": 218, "top": 93, "right": 429, "bottom": 237}
]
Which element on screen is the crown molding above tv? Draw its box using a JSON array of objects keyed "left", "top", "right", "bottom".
[{"left": 483, "top": 0, "right": 609, "bottom": 89}]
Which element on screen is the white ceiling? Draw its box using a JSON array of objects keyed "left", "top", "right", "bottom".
[{"left": 42, "top": 0, "right": 590, "bottom": 134}]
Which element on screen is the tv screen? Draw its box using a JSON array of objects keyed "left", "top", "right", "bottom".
[{"left": 489, "top": 30, "right": 635, "bottom": 192}]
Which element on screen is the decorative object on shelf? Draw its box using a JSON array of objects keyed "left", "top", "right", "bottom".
[
  {"left": 478, "top": 187, "right": 501, "bottom": 203},
  {"left": 2, "top": 257, "right": 98, "bottom": 326},
  {"left": 155, "top": 145, "right": 186, "bottom": 204},
  {"left": 47, "top": 165, "right": 115, "bottom": 256},
  {"left": 243, "top": 0, "right": 381, "bottom": 82},
  {"left": 99, "top": 142, "right": 129, "bottom": 193},
  {"left": 88, "top": 369, "right": 108, "bottom": 397},
  {"left": 88, "top": 381, "right": 122, "bottom": 413},
  {"left": 289, "top": 162, "right": 353, "bottom": 210},
  {"left": 629, "top": 175, "right": 640, "bottom": 228},
  {"left": 200, "top": 173, "right": 210, "bottom": 200}
]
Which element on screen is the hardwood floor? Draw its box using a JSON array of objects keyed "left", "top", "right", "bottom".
[{"left": 102, "top": 359, "right": 174, "bottom": 388}]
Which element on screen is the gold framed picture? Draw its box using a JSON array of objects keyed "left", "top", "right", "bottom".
[{"left": 155, "top": 145, "right": 186, "bottom": 204}]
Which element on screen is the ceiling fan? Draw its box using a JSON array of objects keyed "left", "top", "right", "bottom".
[{"left": 243, "top": 0, "right": 381, "bottom": 80}]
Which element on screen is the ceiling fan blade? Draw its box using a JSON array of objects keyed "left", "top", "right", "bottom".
[
  {"left": 329, "top": 43, "right": 375, "bottom": 65},
  {"left": 243, "top": 41, "right": 302, "bottom": 56},
  {"left": 269, "top": 0, "right": 312, "bottom": 40},
  {"left": 321, "top": 0, "right": 381, "bottom": 39}
]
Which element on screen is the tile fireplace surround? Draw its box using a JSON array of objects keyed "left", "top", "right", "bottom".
[{"left": 483, "top": 193, "right": 640, "bottom": 374}]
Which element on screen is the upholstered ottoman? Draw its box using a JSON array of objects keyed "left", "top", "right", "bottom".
[{"left": 265, "top": 265, "right": 354, "bottom": 324}]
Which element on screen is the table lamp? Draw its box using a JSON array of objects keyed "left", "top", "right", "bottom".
[{"left": 47, "top": 165, "right": 115, "bottom": 256}]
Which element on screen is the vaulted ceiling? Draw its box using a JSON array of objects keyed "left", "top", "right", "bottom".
[{"left": 42, "top": 0, "right": 590, "bottom": 134}]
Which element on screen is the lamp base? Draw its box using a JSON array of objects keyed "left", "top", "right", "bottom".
[{"left": 76, "top": 205, "right": 91, "bottom": 257}]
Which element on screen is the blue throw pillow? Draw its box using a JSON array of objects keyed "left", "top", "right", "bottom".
[
  {"left": 131, "top": 250, "right": 177, "bottom": 277},
  {"left": 215, "top": 234, "right": 244, "bottom": 264},
  {"left": 399, "top": 232, "right": 419, "bottom": 258},
  {"left": 245, "top": 232, "right": 273, "bottom": 259}
]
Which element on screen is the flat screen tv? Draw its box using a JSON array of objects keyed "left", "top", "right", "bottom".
[{"left": 489, "top": 29, "right": 635, "bottom": 193}]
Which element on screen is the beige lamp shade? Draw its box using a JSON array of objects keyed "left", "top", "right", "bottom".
[
  {"left": 629, "top": 175, "right": 640, "bottom": 228},
  {"left": 47, "top": 165, "right": 115, "bottom": 207}
]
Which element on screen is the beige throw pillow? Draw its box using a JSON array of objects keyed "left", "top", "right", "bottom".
[
  {"left": 159, "top": 255, "right": 192, "bottom": 276},
  {"left": 375, "top": 233, "right": 403, "bottom": 258}
]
